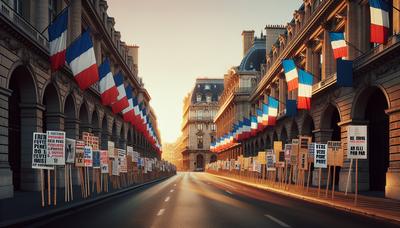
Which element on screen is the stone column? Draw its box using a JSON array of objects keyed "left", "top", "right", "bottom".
[
  {"left": 70, "top": 0, "right": 82, "bottom": 42},
  {"left": 322, "top": 28, "right": 335, "bottom": 80},
  {"left": 385, "top": 108, "right": 400, "bottom": 200},
  {"left": 20, "top": 103, "right": 44, "bottom": 191},
  {"left": 0, "top": 88, "right": 13, "bottom": 199},
  {"left": 44, "top": 112, "right": 65, "bottom": 131},
  {"left": 65, "top": 118, "right": 79, "bottom": 139},
  {"left": 94, "top": 37, "right": 102, "bottom": 65},
  {"left": 346, "top": 0, "right": 362, "bottom": 60},
  {"left": 34, "top": 0, "right": 49, "bottom": 32}
]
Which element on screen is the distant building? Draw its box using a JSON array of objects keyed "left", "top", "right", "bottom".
[
  {"left": 162, "top": 135, "right": 184, "bottom": 171},
  {"left": 181, "top": 78, "right": 223, "bottom": 171}
]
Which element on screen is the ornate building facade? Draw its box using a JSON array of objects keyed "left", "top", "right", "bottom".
[
  {"left": 0, "top": 0, "right": 161, "bottom": 199},
  {"left": 181, "top": 78, "right": 223, "bottom": 171},
  {"left": 218, "top": 0, "right": 400, "bottom": 200}
]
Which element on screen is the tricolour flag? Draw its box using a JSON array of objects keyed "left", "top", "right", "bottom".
[
  {"left": 111, "top": 72, "right": 129, "bottom": 114},
  {"left": 98, "top": 58, "right": 118, "bottom": 105},
  {"left": 49, "top": 8, "right": 68, "bottom": 71},
  {"left": 250, "top": 115, "right": 258, "bottom": 136},
  {"left": 122, "top": 85, "right": 135, "bottom": 123},
  {"left": 369, "top": 0, "right": 390, "bottom": 44},
  {"left": 282, "top": 59, "right": 299, "bottom": 91},
  {"left": 66, "top": 30, "right": 99, "bottom": 90},
  {"left": 256, "top": 109, "right": 263, "bottom": 131},
  {"left": 298, "top": 69, "right": 313, "bottom": 110},
  {"left": 329, "top": 32, "right": 347, "bottom": 59},
  {"left": 262, "top": 103, "right": 269, "bottom": 126},
  {"left": 268, "top": 97, "right": 279, "bottom": 126}
]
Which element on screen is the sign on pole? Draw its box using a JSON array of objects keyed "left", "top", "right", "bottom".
[
  {"left": 75, "top": 140, "right": 85, "bottom": 167},
  {"left": 92, "top": 150, "right": 100, "bottom": 168},
  {"left": 347, "top": 125, "right": 367, "bottom": 159},
  {"left": 314, "top": 143, "right": 327, "bottom": 168},
  {"left": 46, "top": 131, "right": 66, "bottom": 165},
  {"left": 32, "top": 132, "right": 53, "bottom": 170},
  {"left": 127, "top": 146, "right": 134, "bottom": 162},
  {"left": 83, "top": 146, "right": 93, "bottom": 167},
  {"left": 266, "top": 149, "right": 276, "bottom": 171},
  {"left": 108, "top": 141, "right": 115, "bottom": 158},
  {"left": 100, "top": 150, "right": 109, "bottom": 173},
  {"left": 65, "top": 138, "right": 76, "bottom": 164},
  {"left": 257, "top": 151, "right": 266, "bottom": 165}
]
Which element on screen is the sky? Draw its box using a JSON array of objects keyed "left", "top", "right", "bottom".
[{"left": 107, "top": 0, "right": 302, "bottom": 143}]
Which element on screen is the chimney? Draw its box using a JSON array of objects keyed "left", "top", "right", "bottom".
[
  {"left": 242, "top": 30, "right": 255, "bottom": 57},
  {"left": 264, "top": 25, "right": 286, "bottom": 52},
  {"left": 127, "top": 45, "right": 139, "bottom": 75}
]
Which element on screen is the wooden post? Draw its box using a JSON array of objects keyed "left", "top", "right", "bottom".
[
  {"left": 54, "top": 166, "right": 57, "bottom": 206},
  {"left": 318, "top": 168, "right": 321, "bottom": 197},
  {"left": 65, "top": 165, "right": 67, "bottom": 202},
  {"left": 48, "top": 170, "right": 51, "bottom": 205},
  {"left": 306, "top": 162, "right": 311, "bottom": 192},
  {"left": 332, "top": 165, "right": 336, "bottom": 199},
  {"left": 69, "top": 165, "right": 73, "bottom": 201},
  {"left": 345, "top": 159, "right": 353, "bottom": 196},
  {"left": 355, "top": 159, "right": 358, "bottom": 205},
  {"left": 325, "top": 165, "right": 331, "bottom": 197},
  {"left": 41, "top": 170, "right": 44, "bottom": 207}
]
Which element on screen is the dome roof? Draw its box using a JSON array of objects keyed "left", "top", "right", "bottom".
[{"left": 239, "top": 39, "right": 266, "bottom": 72}]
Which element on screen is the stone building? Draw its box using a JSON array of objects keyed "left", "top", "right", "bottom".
[
  {"left": 0, "top": 0, "right": 161, "bottom": 199},
  {"left": 234, "top": 0, "right": 400, "bottom": 200},
  {"left": 181, "top": 78, "right": 223, "bottom": 171}
]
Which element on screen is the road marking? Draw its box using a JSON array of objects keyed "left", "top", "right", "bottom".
[
  {"left": 170, "top": 189, "right": 174, "bottom": 193},
  {"left": 157, "top": 209, "right": 165, "bottom": 216},
  {"left": 225, "top": 190, "right": 233, "bottom": 195},
  {"left": 264, "top": 214, "right": 290, "bottom": 227},
  {"left": 165, "top": 196, "right": 170, "bottom": 202}
]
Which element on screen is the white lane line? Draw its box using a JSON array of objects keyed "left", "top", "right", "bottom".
[
  {"left": 264, "top": 214, "right": 291, "bottom": 227},
  {"left": 170, "top": 189, "right": 174, "bottom": 193},
  {"left": 157, "top": 209, "right": 165, "bottom": 216},
  {"left": 165, "top": 196, "right": 170, "bottom": 202},
  {"left": 225, "top": 190, "right": 233, "bottom": 195}
]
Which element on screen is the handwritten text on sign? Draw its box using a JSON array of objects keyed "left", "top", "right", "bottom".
[
  {"left": 46, "top": 131, "right": 65, "bottom": 165},
  {"left": 32, "top": 133, "right": 53, "bottom": 170},
  {"left": 347, "top": 125, "right": 367, "bottom": 159},
  {"left": 314, "top": 143, "right": 327, "bottom": 168}
]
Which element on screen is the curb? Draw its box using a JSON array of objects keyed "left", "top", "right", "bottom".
[
  {"left": 1, "top": 175, "right": 175, "bottom": 227},
  {"left": 208, "top": 173, "right": 400, "bottom": 225}
]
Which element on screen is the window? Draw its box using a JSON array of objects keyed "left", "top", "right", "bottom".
[
  {"left": 196, "top": 93, "right": 202, "bottom": 102},
  {"left": 210, "top": 135, "right": 215, "bottom": 143},
  {"left": 197, "top": 110, "right": 203, "bottom": 120},
  {"left": 49, "top": 0, "right": 58, "bottom": 22},
  {"left": 211, "top": 124, "right": 216, "bottom": 131},
  {"left": 11, "top": 0, "right": 23, "bottom": 16},
  {"left": 205, "top": 84, "right": 210, "bottom": 90},
  {"left": 197, "top": 136, "right": 203, "bottom": 149},
  {"left": 197, "top": 124, "right": 203, "bottom": 131},
  {"left": 206, "top": 95, "right": 212, "bottom": 103}
]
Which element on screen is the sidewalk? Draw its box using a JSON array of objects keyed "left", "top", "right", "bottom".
[
  {"left": 0, "top": 175, "right": 174, "bottom": 227},
  {"left": 208, "top": 172, "right": 400, "bottom": 224}
]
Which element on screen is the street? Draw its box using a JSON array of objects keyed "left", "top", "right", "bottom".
[{"left": 32, "top": 172, "right": 397, "bottom": 228}]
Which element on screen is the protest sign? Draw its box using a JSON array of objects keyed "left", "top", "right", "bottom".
[
  {"left": 32, "top": 133, "right": 53, "bottom": 170},
  {"left": 327, "top": 141, "right": 344, "bottom": 166},
  {"left": 314, "top": 143, "right": 327, "bottom": 168},
  {"left": 347, "top": 125, "right": 367, "bottom": 159},
  {"left": 92, "top": 150, "right": 100, "bottom": 168},
  {"left": 65, "top": 138, "right": 76, "bottom": 164},
  {"left": 108, "top": 141, "right": 115, "bottom": 158},
  {"left": 46, "top": 131, "right": 65, "bottom": 165},
  {"left": 266, "top": 149, "right": 276, "bottom": 171},
  {"left": 83, "top": 146, "right": 93, "bottom": 167},
  {"left": 284, "top": 144, "right": 291, "bottom": 162},
  {"left": 257, "top": 151, "right": 266, "bottom": 165},
  {"left": 127, "top": 146, "right": 134, "bottom": 162},
  {"left": 75, "top": 140, "right": 85, "bottom": 167},
  {"left": 100, "top": 150, "right": 109, "bottom": 173},
  {"left": 112, "top": 158, "right": 119, "bottom": 176}
]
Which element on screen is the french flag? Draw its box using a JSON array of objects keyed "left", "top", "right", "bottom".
[
  {"left": 243, "top": 118, "right": 251, "bottom": 139},
  {"left": 256, "top": 109, "right": 263, "bottom": 131},
  {"left": 111, "top": 72, "right": 129, "bottom": 114},
  {"left": 369, "top": 0, "right": 390, "bottom": 44},
  {"left": 48, "top": 8, "right": 68, "bottom": 72},
  {"left": 329, "top": 32, "right": 348, "bottom": 59},
  {"left": 98, "top": 58, "right": 119, "bottom": 105},
  {"left": 262, "top": 103, "right": 269, "bottom": 126},
  {"left": 250, "top": 115, "right": 258, "bottom": 136},
  {"left": 268, "top": 97, "right": 279, "bottom": 126},
  {"left": 122, "top": 85, "right": 135, "bottom": 123},
  {"left": 132, "top": 97, "right": 141, "bottom": 126},
  {"left": 66, "top": 30, "right": 99, "bottom": 90},
  {"left": 282, "top": 59, "right": 299, "bottom": 91},
  {"left": 298, "top": 69, "right": 313, "bottom": 110}
]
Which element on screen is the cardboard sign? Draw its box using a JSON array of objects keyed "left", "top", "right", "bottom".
[
  {"left": 314, "top": 143, "right": 327, "bottom": 168},
  {"left": 112, "top": 158, "right": 119, "bottom": 176},
  {"left": 100, "top": 150, "right": 109, "bottom": 173},
  {"left": 257, "top": 151, "right": 266, "bottom": 165},
  {"left": 299, "top": 136, "right": 311, "bottom": 149},
  {"left": 273, "top": 141, "right": 282, "bottom": 156},
  {"left": 83, "top": 146, "right": 93, "bottom": 167},
  {"left": 65, "top": 138, "right": 76, "bottom": 164},
  {"left": 347, "top": 125, "right": 367, "bottom": 159},
  {"left": 127, "top": 146, "right": 134, "bottom": 162},
  {"left": 327, "top": 141, "right": 343, "bottom": 166},
  {"left": 308, "top": 143, "right": 315, "bottom": 160},
  {"left": 299, "top": 152, "right": 308, "bottom": 170},
  {"left": 108, "top": 141, "right": 115, "bottom": 158},
  {"left": 284, "top": 144, "right": 292, "bottom": 162},
  {"left": 75, "top": 140, "right": 85, "bottom": 167},
  {"left": 266, "top": 149, "right": 276, "bottom": 171},
  {"left": 92, "top": 150, "right": 100, "bottom": 168},
  {"left": 32, "top": 133, "right": 53, "bottom": 170},
  {"left": 46, "top": 131, "right": 66, "bottom": 165},
  {"left": 291, "top": 143, "right": 298, "bottom": 165}
]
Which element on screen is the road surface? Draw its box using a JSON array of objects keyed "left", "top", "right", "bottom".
[{"left": 32, "top": 172, "right": 398, "bottom": 228}]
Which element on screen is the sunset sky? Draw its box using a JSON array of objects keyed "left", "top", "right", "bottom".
[{"left": 107, "top": 0, "right": 302, "bottom": 143}]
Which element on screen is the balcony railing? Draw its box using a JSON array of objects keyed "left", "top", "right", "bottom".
[
  {"left": 0, "top": 1, "right": 49, "bottom": 51},
  {"left": 312, "top": 73, "right": 336, "bottom": 95}
]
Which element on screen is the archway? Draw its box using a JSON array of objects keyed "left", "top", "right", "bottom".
[
  {"left": 100, "top": 116, "right": 109, "bottom": 150},
  {"left": 321, "top": 104, "right": 341, "bottom": 141},
  {"left": 8, "top": 65, "right": 37, "bottom": 190},
  {"left": 79, "top": 103, "right": 90, "bottom": 135},
  {"left": 290, "top": 121, "right": 299, "bottom": 140},
  {"left": 210, "top": 154, "right": 217, "bottom": 163},
  {"left": 353, "top": 87, "right": 389, "bottom": 192},
  {"left": 301, "top": 115, "right": 315, "bottom": 141},
  {"left": 265, "top": 135, "right": 271, "bottom": 149},
  {"left": 42, "top": 83, "right": 61, "bottom": 131},
  {"left": 196, "top": 154, "right": 204, "bottom": 170},
  {"left": 280, "top": 127, "right": 288, "bottom": 144}
]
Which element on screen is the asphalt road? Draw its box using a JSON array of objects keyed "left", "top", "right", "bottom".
[{"left": 32, "top": 172, "right": 398, "bottom": 228}]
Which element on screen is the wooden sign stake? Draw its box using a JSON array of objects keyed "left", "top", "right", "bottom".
[
  {"left": 355, "top": 159, "right": 358, "bottom": 205},
  {"left": 41, "top": 169, "right": 44, "bottom": 207},
  {"left": 318, "top": 167, "right": 321, "bottom": 197},
  {"left": 54, "top": 166, "right": 57, "bottom": 206},
  {"left": 325, "top": 165, "right": 331, "bottom": 197},
  {"left": 48, "top": 170, "right": 51, "bottom": 205}
]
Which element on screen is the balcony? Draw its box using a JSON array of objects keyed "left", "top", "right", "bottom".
[
  {"left": 312, "top": 73, "right": 336, "bottom": 95},
  {"left": 0, "top": 1, "right": 49, "bottom": 52}
]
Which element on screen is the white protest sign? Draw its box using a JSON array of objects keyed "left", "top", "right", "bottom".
[
  {"left": 100, "top": 150, "right": 109, "bottom": 173},
  {"left": 46, "top": 131, "right": 65, "bottom": 165},
  {"left": 32, "top": 133, "right": 53, "bottom": 170},
  {"left": 108, "top": 141, "right": 115, "bottom": 158},
  {"left": 65, "top": 138, "right": 76, "bottom": 164},
  {"left": 83, "top": 146, "right": 93, "bottom": 167},
  {"left": 314, "top": 143, "right": 327, "bottom": 168},
  {"left": 127, "top": 146, "right": 134, "bottom": 162},
  {"left": 347, "top": 125, "right": 367, "bottom": 159}
]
